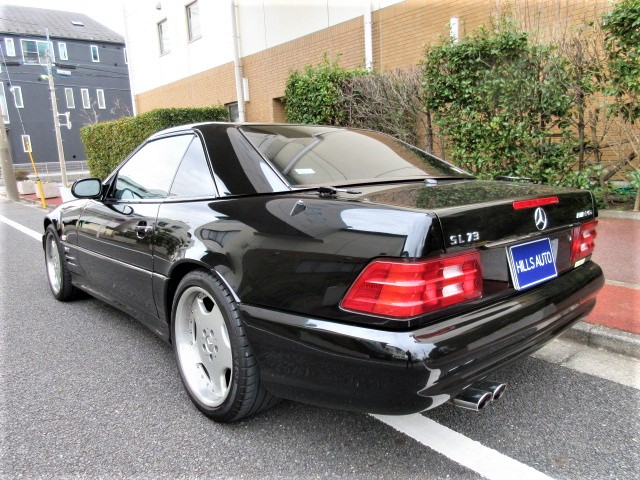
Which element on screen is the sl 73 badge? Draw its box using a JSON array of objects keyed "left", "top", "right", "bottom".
[{"left": 449, "top": 231, "right": 480, "bottom": 246}]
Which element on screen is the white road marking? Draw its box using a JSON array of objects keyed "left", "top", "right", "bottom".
[
  {"left": 372, "top": 414, "right": 554, "bottom": 480},
  {"left": 0, "top": 214, "right": 41, "bottom": 241}
]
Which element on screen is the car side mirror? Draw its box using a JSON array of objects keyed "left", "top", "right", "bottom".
[{"left": 72, "top": 178, "right": 102, "bottom": 199}]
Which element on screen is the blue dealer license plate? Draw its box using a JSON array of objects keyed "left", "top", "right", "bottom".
[{"left": 507, "top": 238, "right": 558, "bottom": 291}]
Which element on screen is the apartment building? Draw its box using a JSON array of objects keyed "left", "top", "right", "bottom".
[{"left": 0, "top": 5, "right": 132, "bottom": 165}]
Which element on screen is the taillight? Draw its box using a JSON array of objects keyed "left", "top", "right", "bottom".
[
  {"left": 570, "top": 220, "right": 598, "bottom": 266},
  {"left": 340, "top": 252, "right": 482, "bottom": 318}
]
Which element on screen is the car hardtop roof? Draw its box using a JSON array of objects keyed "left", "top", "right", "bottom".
[{"left": 148, "top": 122, "right": 345, "bottom": 140}]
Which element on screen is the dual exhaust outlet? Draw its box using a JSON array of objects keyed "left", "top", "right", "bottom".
[{"left": 451, "top": 380, "right": 506, "bottom": 411}]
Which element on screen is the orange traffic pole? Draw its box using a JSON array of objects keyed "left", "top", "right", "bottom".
[{"left": 26, "top": 150, "right": 47, "bottom": 208}]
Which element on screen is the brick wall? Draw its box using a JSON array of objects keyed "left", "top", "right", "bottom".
[{"left": 135, "top": 0, "right": 610, "bottom": 122}]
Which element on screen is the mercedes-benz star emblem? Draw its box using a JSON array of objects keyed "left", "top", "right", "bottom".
[{"left": 534, "top": 207, "right": 548, "bottom": 231}]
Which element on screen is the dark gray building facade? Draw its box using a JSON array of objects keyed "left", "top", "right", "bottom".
[{"left": 0, "top": 5, "right": 132, "bottom": 165}]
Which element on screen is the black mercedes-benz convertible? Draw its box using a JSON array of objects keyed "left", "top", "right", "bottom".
[{"left": 43, "top": 123, "right": 603, "bottom": 422}]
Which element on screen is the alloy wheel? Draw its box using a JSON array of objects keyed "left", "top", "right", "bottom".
[{"left": 174, "top": 286, "right": 233, "bottom": 408}]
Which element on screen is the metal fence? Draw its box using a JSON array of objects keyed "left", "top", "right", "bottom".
[{"left": 11, "top": 161, "right": 90, "bottom": 183}]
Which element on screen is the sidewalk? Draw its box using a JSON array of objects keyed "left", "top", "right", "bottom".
[{"left": 563, "top": 210, "right": 640, "bottom": 359}]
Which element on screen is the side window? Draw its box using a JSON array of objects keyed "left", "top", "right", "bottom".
[
  {"left": 113, "top": 135, "right": 193, "bottom": 200},
  {"left": 158, "top": 20, "right": 170, "bottom": 55},
  {"left": 81, "top": 88, "right": 90, "bottom": 108},
  {"left": 0, "top": 83, "right": 9, "bottom": 123},
  {"left": 96, "top": 89, "right": 106, "bottom": 109},
  {"left": 169, "top": 137, "right": 216, "bottom": 197},
  {"left": 11, "top": 86, "right": 23, "bottom": 108},
  {"left": 65, "top": 88, "right": 75, "bottom": 108},
  {"left": 58, "top": 42, "right": 68, "bottom": 60},
  {"left": 90, "top": 45, "right": 99, "bottom": 62},
  {"left": 5, "top": 38, "right": 15, "bottom": 56}
]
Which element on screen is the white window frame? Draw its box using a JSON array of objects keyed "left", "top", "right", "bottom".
[
  {"left": 65, "top": 88, "right": 75, "bottom": 109},
  {"left": 0, "top": 83, "right": 10, "bottom": 124},
  {"left": 90, "top": 45, "right": 99, "bottom": 62},
  {"left": 21, "top": 39, "right": 53, "bottom": 65},
  {"left": 186, "top": 1, "right": 201, "bottom": 42},
  {"left": 22, "top": 135, "right": 32, "bottom": 153},
  {"left": 58, "top": 42, "right": 68, "bottom": 60},
  {"left": 5, "top": 38, "right": 15, "bottom": 56},
  {"left": 227, "top": 102, "right": 239, "bottom": 122},
  {"left": 158, "top": 19, "right": 170, "bottom": 55},
  {"left": 96, "top": 89, "right": 105, "bottom": 109},
  {"left": 81, "top": 88, "right": 90, "bottom": 108},
  {"left": 11, "top": 86, "right": 23, "bottom": 108}
]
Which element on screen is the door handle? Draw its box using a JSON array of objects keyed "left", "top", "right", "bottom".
[{"left": 135, "top": 221, "right": 154, "bottom": 238}]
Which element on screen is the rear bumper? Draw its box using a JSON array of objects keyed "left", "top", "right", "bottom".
[{"left": 240, "top": 261, "right": 604, "bottom": 415}]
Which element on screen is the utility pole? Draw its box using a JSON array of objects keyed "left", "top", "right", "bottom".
[
  {"left": 0, "top": 123, "right": 19, "bottom": 201},
  {"left": 231, "top": 0, "right": 245, "bottom": 122},
  {"left": 45, "top": 28, "right": 68, "bottom": 187}
]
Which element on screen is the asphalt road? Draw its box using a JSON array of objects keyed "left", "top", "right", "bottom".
[{"left": 1, "top": 199, "right": 638, "bottom": 480}]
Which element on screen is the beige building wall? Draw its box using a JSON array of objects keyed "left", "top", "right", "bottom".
[{"left": 135, "top": 0, "right": 610, "bottom": 122}]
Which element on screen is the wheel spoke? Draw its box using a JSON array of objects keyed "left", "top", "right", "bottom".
[
  {"left": 207, "top": 365, "right": 229, "bottom": 398},
  {"left": 216, "top": 327, "right": 233, "bottom": 369}
]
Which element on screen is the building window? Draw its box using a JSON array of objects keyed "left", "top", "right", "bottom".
[
  {"left": 21, "top": 39, "right": 53, "bottom": 65},
  {"left": 227, "top": 102, "right": 239, "bottom": 122},
  {"left": 450, "top": 17, "right": 460, "bottom": 43},
  {"left": 90, "top": 45, "right": 99, "bottom": 62},
  {"left": 5, "top": 38, "right": 15, "bottom": 56},
  {"left": 22, "top": 135, "right": 32, "bottom": 153},
  {"left": 0, "top": 83, "right": 9, "bottom": 123},
  {"left": 65, "top": 88, "right": 75, "bottom": 109},
  {"left": 81, "top": 88, "right": 90, "bottom": 108},
  {"left": 186, "top": 2, "right": 201, "bottom": 42},
  {"left": 59, "top": 42, "right": 68, "bottom": 60},
  {"left": 124, "top": 47, "right": 128, "bottom": 64},
  {"left": 158, "top": 19, "right": 170, "bottom": 55},
  {"left": 96, "top": 89, "right": 106, "bottom": 109},
  {"left": 11, "top": 86, "right": 23, "bottom": 108}
]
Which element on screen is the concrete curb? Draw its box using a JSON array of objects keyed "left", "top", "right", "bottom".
[
  {"left": 563, "top": 321, "right": 640, "bottom": 360},
  {"left": 0, "top": 192, "right": 58, "bottom": 210},
  {"left": 598, "top": 209, "right": 640, "bottom": 221}
]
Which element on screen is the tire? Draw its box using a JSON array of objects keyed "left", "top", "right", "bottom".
[
  {"left": 171, "top": 270, "right": 279, "bottom": 422},
  {"left": 44, "top": 225, "right": 78, "bottom": 301}
]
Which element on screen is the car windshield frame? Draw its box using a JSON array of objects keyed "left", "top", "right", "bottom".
[{"left": 238, "top": 124, "right": 474, "bottom": 189}]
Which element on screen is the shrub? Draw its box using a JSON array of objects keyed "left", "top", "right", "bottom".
[
  {"left": 602, "top": 0, "right": 640, "bottom": 210},
  {"left": 340, "top": 68, "right": 433, "bottom": 150},
  {"left": 602, "top": 0, "right": 640, "bottom": 123},
  {"left": 422, "top": 16, "right": 578, "bottom": 185},
  {"left": 14, "top": 170, "right": 30, "bottom": 181},
  {"left": 80, "top": 106, "right": 228, "bottom": 179},
  {"left": 284, "top": 56, "right": 367, "bottom": 125}
]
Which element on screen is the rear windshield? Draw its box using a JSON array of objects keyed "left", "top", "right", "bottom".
[{"left": 239, "top": 125, "right": 472, "bottom": 186}]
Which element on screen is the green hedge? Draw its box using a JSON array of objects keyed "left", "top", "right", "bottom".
[
  {"left": 284, "top": 57, "right": 367, "bottom": 125},
  {"left": 80, "top": 107, "right": 228, "bottom": 179}
]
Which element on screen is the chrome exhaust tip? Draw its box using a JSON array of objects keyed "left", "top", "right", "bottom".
[
  {"left": 473, "top": 380, "right": 507, "bottom": 401},
  {"left": 451, "top": 388, "right": 493, "bottom": 411}
]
